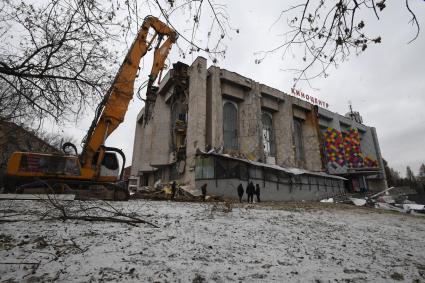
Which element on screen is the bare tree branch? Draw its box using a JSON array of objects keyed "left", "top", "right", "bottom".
[{"left": 256, "top": 0, "right": 421, "bottom": 85}]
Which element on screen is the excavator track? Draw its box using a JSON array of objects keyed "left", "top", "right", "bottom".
[{"left": 8, "top": 178, "right": 129, "bottom": 201}]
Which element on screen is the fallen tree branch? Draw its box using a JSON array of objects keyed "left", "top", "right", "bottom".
[
  {"left": 37, "top": 193, "right": 159, "bottom": 228},
  {"left": 53, "top": 214, "right": 158, "bottom": 228},
  {"left": 0, "top": 188, "right": 159, "bottom": 228}
]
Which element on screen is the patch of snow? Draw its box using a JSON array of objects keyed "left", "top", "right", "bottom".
[{"left": 0, "top": 200, "right": 424, "bottom": 282}]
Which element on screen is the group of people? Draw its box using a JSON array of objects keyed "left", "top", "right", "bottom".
[{"left": 237, "top": 181, "right": 260, "bottom": 203}]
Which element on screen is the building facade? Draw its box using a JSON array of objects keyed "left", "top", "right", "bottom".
[{"left": 130, "top": 57, "right": 386, "bottom": 201}]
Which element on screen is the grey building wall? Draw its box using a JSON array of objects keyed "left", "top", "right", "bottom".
[
  {"left": 131, "top": 56, "right": 387, "bottom": 193},
  {"left": 195, "top": 178, "right": 344, "bottom": 202}
]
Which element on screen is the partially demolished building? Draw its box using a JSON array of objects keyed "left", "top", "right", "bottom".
[{"left": 130, "top": 57, "right": 386, "bottom": 201}]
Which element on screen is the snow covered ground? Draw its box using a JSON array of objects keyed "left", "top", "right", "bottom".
[{"left": 1, "top": 199, "right": 425, "bottom": 282}]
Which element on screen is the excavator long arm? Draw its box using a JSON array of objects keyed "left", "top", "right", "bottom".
[{"left": 80, "top": 16, "right": 177, "bottom": 173}]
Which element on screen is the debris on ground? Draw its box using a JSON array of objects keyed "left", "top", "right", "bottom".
[
  {"left": 319, "top": 186, "right": 425, "bottom": 214},
  {"left": 348, "top": 198, "right": 367, "bottom": 206},
  {"left": 402, "top": 203, "right": 425, "bottom": 211},
  {"left": 129, "top": 182, "right": 223, "bottom": 202},
  {"left": 0, "top": 200, "right": 424, "bottom": 282}
]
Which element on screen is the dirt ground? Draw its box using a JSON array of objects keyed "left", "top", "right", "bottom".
[{"left": 0, "top": 199, "right": 424, "bottom": 282}]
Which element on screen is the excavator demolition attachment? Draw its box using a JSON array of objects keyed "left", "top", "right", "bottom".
[{"left": 4, "top": 16, "right": 177, "bottom": 201}]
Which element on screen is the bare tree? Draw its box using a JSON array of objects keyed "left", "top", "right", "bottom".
[
  {"left": 38, "top": 131, "right": 78, "bottom": 152},
  {"left": 0, "top": 0, "right": 231, "bottom": 127},
  {"left": 255, "top": 0, "right": 421, "bottom": 85},
  {"left": 0, "top": 0, "right": 123, "bottom": 124},
  {"left": 151, "top": 0, "right": 233, "bottom": 62}
]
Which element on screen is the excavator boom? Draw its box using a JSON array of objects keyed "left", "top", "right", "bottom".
[{"left": 81, "top": 16, "right": 177, "bottom": 173}]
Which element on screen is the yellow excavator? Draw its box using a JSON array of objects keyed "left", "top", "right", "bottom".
[{"left": 4, "top": 16, "right": 177, "bottom": 200}]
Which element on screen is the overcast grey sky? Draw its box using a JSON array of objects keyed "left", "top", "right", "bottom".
[{"left": 46, "top": 0, "right": 425, "bottom": 176}]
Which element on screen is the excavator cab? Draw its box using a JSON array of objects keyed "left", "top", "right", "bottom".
[
  {"left": 99, "top": 152, "right": 120, "bottom": 178},
  {"left": 92, "top": 148, "right": 125, "bottom": 182}
]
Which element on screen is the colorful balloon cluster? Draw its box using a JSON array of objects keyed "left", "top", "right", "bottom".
[
  {"left": 343, "top": 128, "right": 364, "bottom": 168},
  {"left": 323, "top": 128, "right": 345, "bottom": 166},
  {"left": 364, "top": 156, "right": 379, "bottom": 167},
  {"left": 322, "top": 127, "right": 378, "bottom": 169}
]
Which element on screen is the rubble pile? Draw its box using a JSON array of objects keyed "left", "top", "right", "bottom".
[
  {"left": 321, "top": 187, "right": 425, "bottom": 215},
  {"left": 129, "top": 181, "right": 222, "bottom": 202}
]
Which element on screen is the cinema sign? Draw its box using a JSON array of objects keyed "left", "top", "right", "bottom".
[{"left": 291, "top": 88, "right": 329, "bottom": 109}]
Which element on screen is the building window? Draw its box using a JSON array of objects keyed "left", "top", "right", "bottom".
[
  {"left": 223, "top": 101, "right": 238, "bottom": 150},
  {"left": 293, "top": 118, "right": 304, "bottom": 164},
  {"left": 262, "top": 112, "right": 276, "bottom": 157},
  {"left": 140, "top": 174, "right": 149, "bottom": 186},
  {"left": 212, "top": 157, "right": 248, "bottom": 179},
  {"left": 195, "top": 157, "right": 215, "bottom": 179}
]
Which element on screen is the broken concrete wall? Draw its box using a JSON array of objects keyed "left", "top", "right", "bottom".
[
  {"left": 150, "top": 92, "right": 172, "bottom": 167},
  {"left": 130, "top": 107, "right": 158, "bottom": 186}
]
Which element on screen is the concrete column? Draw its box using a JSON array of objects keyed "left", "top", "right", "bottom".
[
  {"left": 303, "top": 108, "right": 323, "bottom": 171},
  {"left": 185, "top": 57, "right": 208, "bottom": 187},
  {"left": 206, "top": 66, "right": 223, "bottom": 149},
  {"left": 238, "top": 81, "right": 263, "bottom": 161},
  {"left": 274, "top": 101, "right": 296, "bottom": 167}
]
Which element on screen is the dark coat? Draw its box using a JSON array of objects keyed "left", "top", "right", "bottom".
[
  {"left": 201, "top": 184, "right": 207, "bottom": 196},
  {"left": 246, "top": 182, "right": 255, "bottom": 195},
  {"left": 255, "top": 184, "right": 260, "bottom": 196},
  {"left": 237, "top": 184, "right": 244, "bottom": 197}
]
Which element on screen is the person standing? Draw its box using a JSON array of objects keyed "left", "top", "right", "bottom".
[
  {"left": 201, "top": 183, "right": 207, "bottom": 201},
  {"left": 171, "top": 181, "right": 177, "bottom": 200},
  {"left": 255, "top": 184, "right": 261, "bottom": 203},
  {"left": 237, "top": 183, "right": 244, "bottom": 203},
  {"left": 246, "top": 181, "right": 254, "bottom": 203}
]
